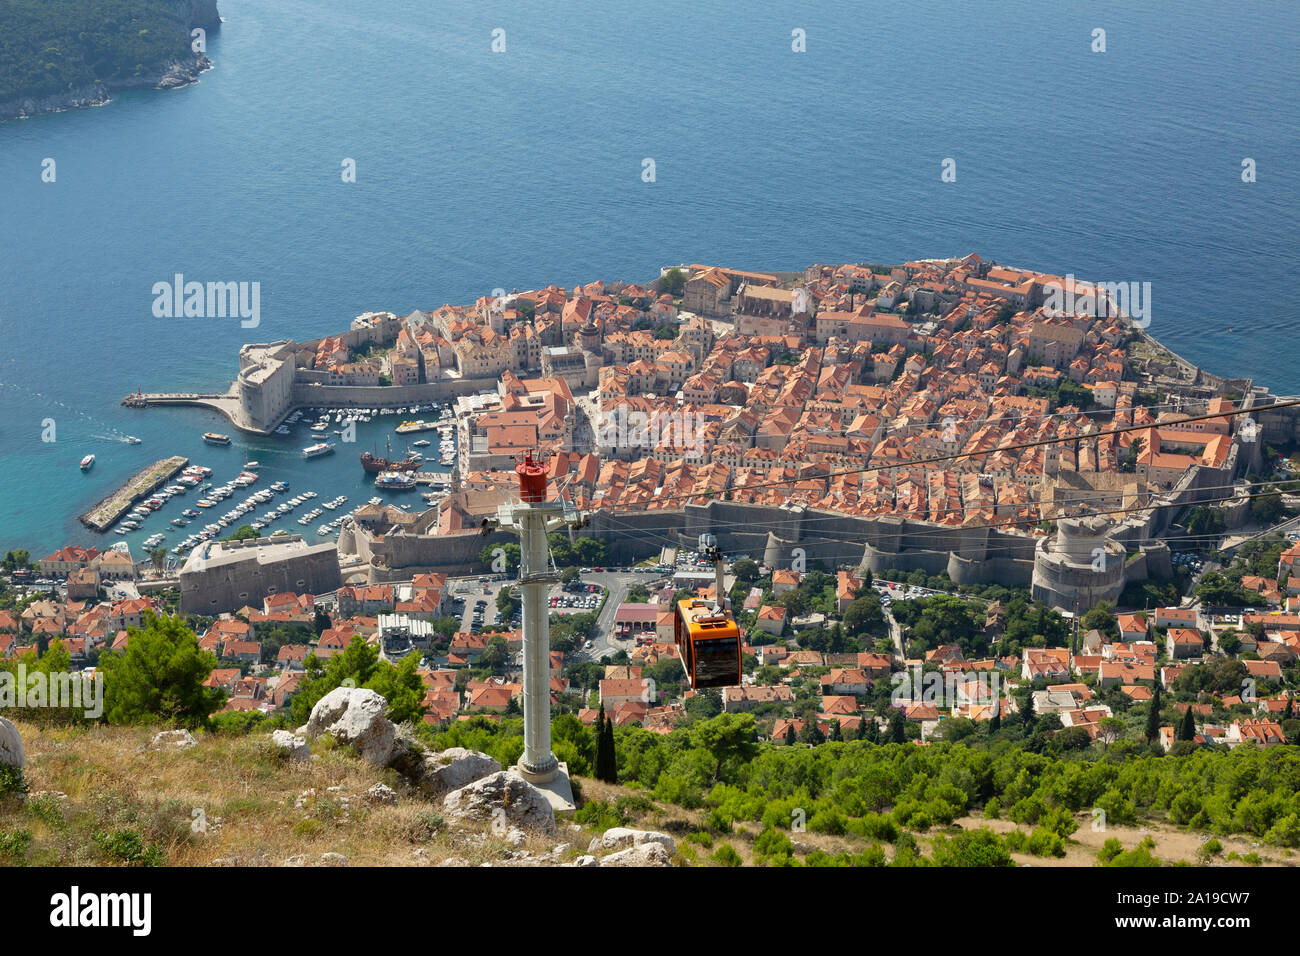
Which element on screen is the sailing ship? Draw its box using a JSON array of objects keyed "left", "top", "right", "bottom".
[{"left": 360, "top": 435, "right": 420, "bottom": 473}]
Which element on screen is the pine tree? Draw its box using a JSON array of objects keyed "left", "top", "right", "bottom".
[
  {"left": 1179, "top": 705, "right": 1196, "bottom": 743},
  {"left": 1146, "top": 683, "right": 1163, "bottom": 745}
]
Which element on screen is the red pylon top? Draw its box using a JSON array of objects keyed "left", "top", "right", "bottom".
[{"left": 515, "top": 451, "right": 548, "bottom": 503}]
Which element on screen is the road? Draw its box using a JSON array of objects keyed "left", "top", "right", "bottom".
[{"left": 579, "top": 569, "right": 672, "bottom": 661}]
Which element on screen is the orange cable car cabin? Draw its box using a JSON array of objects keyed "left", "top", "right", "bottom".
[{"left": 673, "top": 598, "right": 742, "bottom": 689}]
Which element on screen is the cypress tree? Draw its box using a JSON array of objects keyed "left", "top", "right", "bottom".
[
  {"left": 1020, "top": 690, "right": 1036, "bottom": 729},
  {"left": 887, "top": 709, "right": 906, "bottom": 743},
  {"left": 829, "top": 719, "right": 842, "bottom": 742},
  {"left": 784, "top": 723, "right": 797, "bottom": 746},
  {"left": 594, "top": 705, "right": 612, "bottom": 781},
  {"left": 1146, "top": 683, "right": 1163, "bottom": 745},
  {"left": 601, "top": 714, "right": 618, "bottom": 782},
  {"left": 1179, "top": 705, "right": 1196, "bottom": 743},
  {"left": 989, "top": 704, "right": 1001, "bottom": 734},
  {"left": 1286, "top": 697, "right": 1294, "bottom": 721},
  {"left": 865, "top": 717, "right": 882, "bottom": 744}
]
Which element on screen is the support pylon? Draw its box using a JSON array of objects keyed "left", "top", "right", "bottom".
[{"left": 486, "top": 452, "right": 585, "bottom": 783}]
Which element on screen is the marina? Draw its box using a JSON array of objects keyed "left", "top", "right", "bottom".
[{"left": 46, "top": 400, "right": 458, "bottom": 554}]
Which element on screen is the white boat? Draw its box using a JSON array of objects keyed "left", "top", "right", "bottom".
[{"left": 302, "top": 441, "right": 336, "bottom": 459}]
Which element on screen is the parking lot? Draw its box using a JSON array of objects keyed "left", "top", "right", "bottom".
[{"left": 446, "top": 574, "right": 515, "bottom": 633}]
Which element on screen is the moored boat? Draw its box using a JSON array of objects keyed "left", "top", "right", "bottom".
[{"left": 375, "top": 470, "right": 418, "bottom": 491}]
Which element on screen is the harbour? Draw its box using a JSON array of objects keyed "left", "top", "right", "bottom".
[{"left": 60, "top": 403, "right": 458, "bottom": 560}]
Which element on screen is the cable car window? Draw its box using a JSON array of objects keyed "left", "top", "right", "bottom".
[{"left": 692, "top": 637, "right": 738, "bottom": 688}]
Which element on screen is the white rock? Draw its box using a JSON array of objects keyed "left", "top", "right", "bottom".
[
  {"left": 0, "top": 717, "right": 23, "bottom": 769},
  {"left": 599, "top": 842, "right": 673, "bottom": 867},
  {"left": 365, "top": 783, "right": 399, "bottom": 806},
  {"left": 570, "top": 854, "right": 599, "bottom": 867},
  {"left": 588, "top": 827, "right": 676, "bottom": 855},
  {"left": 320, "top": 852, "right": 349, "bottom": 866},
  {"left": 150, "top": 729, "right": 196, "bottom": 750},
  {"left": 269, "top": 730, "right": 310, "bottom": 761},
  {"left": 506, "top": 827, "right": 528, "bottom": 848},
  {"left": 442, "top": 771, "right": 555, "bottom": 835},
  {"left": 305, "top": 687, "right": 394, "bottom": 766},
  {"left": 419, "top": 748, "right": 501, "bottom": 796}
]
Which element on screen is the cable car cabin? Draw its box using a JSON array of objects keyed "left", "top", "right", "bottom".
[{"left": 673, "top": 599, "right": 742, "bottom": 689}]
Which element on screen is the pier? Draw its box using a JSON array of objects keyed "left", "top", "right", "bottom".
[
  {"left": 412, "top": 473, "right": 453, "bottom": 486},
  {"left": 79, "top": 456, "right": 189, "bottom": 533},
  {"left": 121, "top": 391, "right": 229, "bottom": 408}
]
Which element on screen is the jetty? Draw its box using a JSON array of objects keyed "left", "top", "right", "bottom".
[{"left": 79, "top": 456, "right": 189, "bottom": 532}]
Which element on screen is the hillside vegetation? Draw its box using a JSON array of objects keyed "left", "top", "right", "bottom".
[
  {"left": 0, "top": 717, "right": 1291, "bottom": 868},
  {"left": 0, "top": 0, "right": 212, "bottom": 102}
]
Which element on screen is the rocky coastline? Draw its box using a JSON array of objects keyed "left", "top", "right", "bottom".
[{"left": 0, "top": 0, "right": 221, "bottom": 121}]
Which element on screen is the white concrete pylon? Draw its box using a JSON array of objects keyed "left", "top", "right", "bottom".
[{"left": 491, "top": 453, "right": 585, "bottom": 783}]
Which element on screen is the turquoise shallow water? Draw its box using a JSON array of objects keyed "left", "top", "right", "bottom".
[{"left": 0, "top": 0, "right": 1296, "bottom": 555}]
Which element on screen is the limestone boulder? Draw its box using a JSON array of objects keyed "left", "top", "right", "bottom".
[
  {"left": 418, "top": 748, "right": 501, "bottom": 796},
  {"left": 442, "top": 771, "right": 555, "bottom": 834},
  {"left": 0, "top": 717, "right": 23, "bottom": 769},
  {"left": 599, "top": 842, "right": 674, "bottom": 867},
  {"left": 305, "top": 687, "right": 394, "bottom": 766},
  {"left": 269, "top": 730, "right": 310, "bottom": 762},
  {"left": 150, "top": 729, "right": 197, "bottom": 750},
  {"left": 588, "top": 827, "right": 676, "bottom": 856}
]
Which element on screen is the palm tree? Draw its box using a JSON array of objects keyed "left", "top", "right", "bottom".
[{"left": 149, "top": 547, "right": 167, "bottom": 574}]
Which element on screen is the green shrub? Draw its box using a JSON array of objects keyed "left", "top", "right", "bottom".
[
  {"left": 930, "top": 828, "right": 1014, "bottom": 867},
  {"left": 711, "top": 844, "right": 743, "bottom": 866},
  {"left": 0, "top": 764, "right": 26, "bottom": 798},
  {"left": 0, "top": 828, "right": 32, "bottom": 863},
  {"left": 93, "top": 829, "right": 166, "bottom": 867}
]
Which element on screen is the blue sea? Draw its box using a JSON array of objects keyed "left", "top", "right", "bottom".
[{"left": 0, "top": 0, "right": 1297, "bottom": 556}]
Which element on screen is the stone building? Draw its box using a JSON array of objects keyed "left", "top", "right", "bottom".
[{"left": 179, "top": 535, "right": 341, "bottom": 614}]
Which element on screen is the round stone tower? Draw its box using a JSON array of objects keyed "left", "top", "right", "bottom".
[{"left": 1030, "top": 514, "right": 1126, "bottom": 613}]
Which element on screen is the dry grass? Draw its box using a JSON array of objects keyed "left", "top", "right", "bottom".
[{"left": 0, "top": 720, "right": 572, "bottom": 867}]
